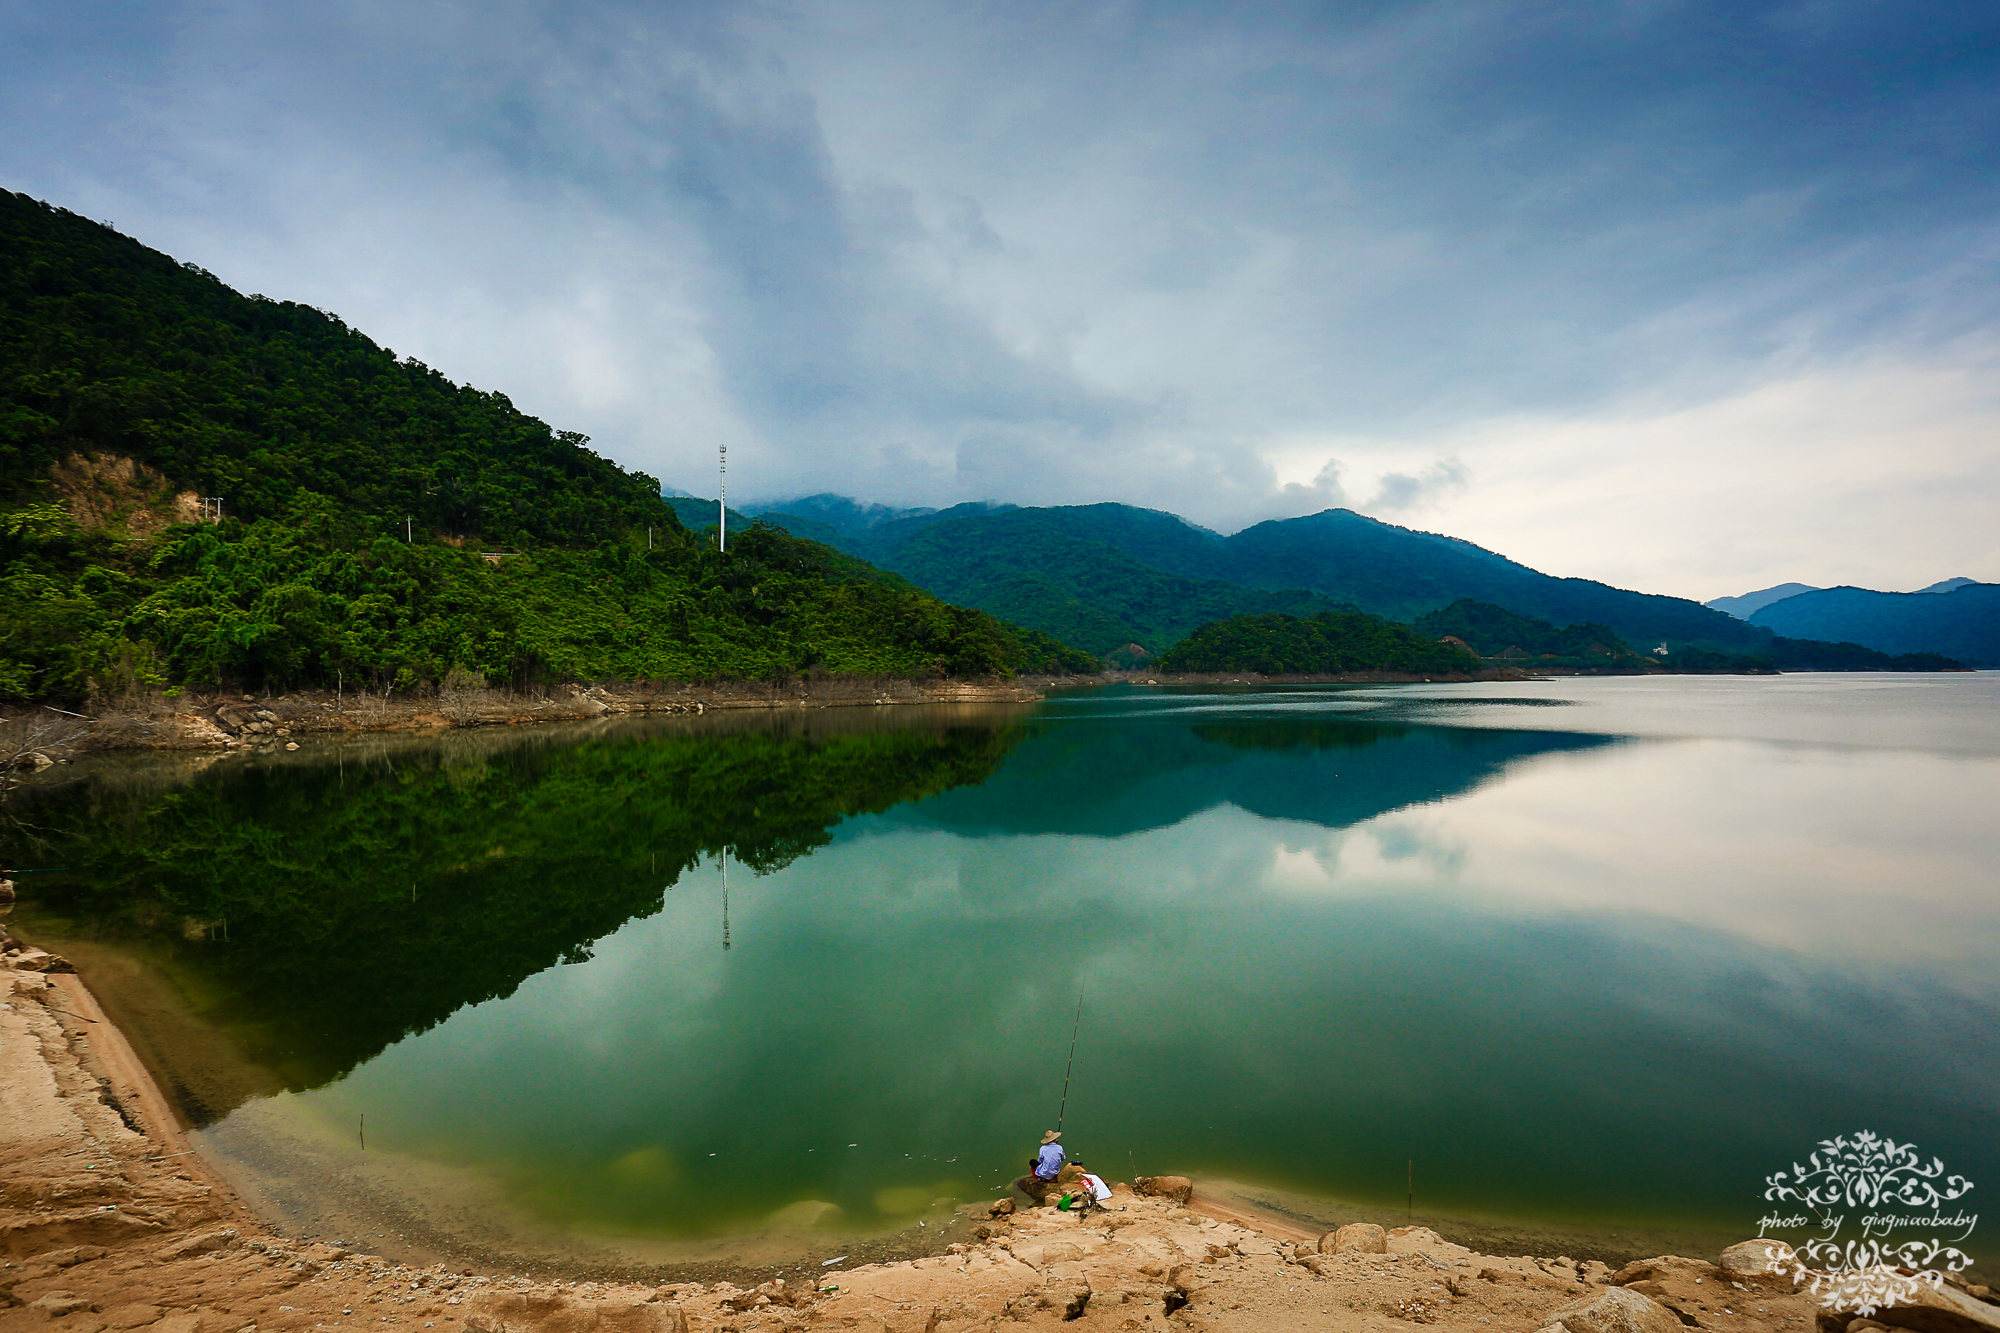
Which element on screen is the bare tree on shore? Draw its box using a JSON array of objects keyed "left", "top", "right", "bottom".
[{"left": 0, "top": 706, "right": 91, "bottom": 794}]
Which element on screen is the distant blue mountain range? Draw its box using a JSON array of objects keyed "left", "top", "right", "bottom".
[
  {"left": 1702, "top": 576, "right": 1996, "bottom": 667},
  {"left": 1744, "top": 583, "right": 1998, "bottom": 667},
  {"left": 692, "top": 494, "right": 1769, "bottom": 659}
]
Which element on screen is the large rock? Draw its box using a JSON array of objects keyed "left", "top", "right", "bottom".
[
  {"left": 155, "top": 1228, "right": 238, "bottom": 1261},
  {"left": 30, "top": 1246, "right": 107, "bottom": 1270},
  {"left": 1540, "top": 1286, "right": 1685, "bottom": 1333},
  {"left": 1866, "top": 1279, "right": 2000, "bottom": 1332},
  {"left": 1134, "top": 1175, "right": 1194, "bottom": 1204},
  {"left": 1718, "top": 1238, "right": 1793, "bottom": 1277},
  {"left": 1319, "top": 1223, "right": 1387, "bottom": 1255},
  {"left": 31, "top": 1292, "right": 99, "bottom": 1318}
]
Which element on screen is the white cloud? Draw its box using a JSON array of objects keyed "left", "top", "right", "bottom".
[{"left": 1394, "top": 350, "right": 2000, "bottom": 597}]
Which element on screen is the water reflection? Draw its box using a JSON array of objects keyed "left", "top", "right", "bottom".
[
  {"left": 897, "top": 713, "right": 1613, "bottom": 837},
  {"left": 6, "top": 709, "right": 1024, "bottom": 1111},
  {"left": 7, "top": 680, "right": 1997, "bottom": 1259}
]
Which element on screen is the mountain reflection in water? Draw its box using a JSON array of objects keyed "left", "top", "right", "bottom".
[{"left": 8, "top": 709, "right": 1023, "bottom": 1106}]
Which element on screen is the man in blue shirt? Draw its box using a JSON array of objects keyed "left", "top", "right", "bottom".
[{"left": 1012, "top": 1130, "right": 1067, "bottom": 1205}]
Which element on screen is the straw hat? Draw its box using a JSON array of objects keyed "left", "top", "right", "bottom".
[{"left": 1041, "top": 1130, "right": 1062, "bottom": 1145}]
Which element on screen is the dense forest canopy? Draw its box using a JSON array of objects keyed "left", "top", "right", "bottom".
[
  {"left": 1155, "top": 609, "right": 1479, "bottom": 676},
  {"left": 0, "top": 191, "right": 1098, "bottom": 699},
  {"left": 1412, "top": 599, "right": 1635, "bottom": 660},
  {"left": 0, "top": 190, "right": 671, "bottom": 541}
]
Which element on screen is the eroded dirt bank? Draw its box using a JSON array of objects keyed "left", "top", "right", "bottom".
[
  {"left": 6, "top": 668, "right": 1546, "bottom": 761},
  {"left": 6, "top": 934, "right": 1996, "bottom": 1333},
  {"left": 3, "top": 677, "right": 1041, "bottom": 760}
]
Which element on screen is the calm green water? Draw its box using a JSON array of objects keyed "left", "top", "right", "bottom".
[{"left": 9, "top": 675, "right": 1998, "bottom": 1258}]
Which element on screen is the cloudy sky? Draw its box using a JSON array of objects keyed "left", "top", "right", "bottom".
[{"left": 6, "top": 0, "right": 1998, "bottom": 598}]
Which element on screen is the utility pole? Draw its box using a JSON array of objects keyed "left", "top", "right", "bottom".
[{"left": 719, "top": 442, "right": 728, "bottom": 553}]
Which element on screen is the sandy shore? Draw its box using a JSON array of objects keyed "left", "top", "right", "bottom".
[{"left": 7, "top": 931, "right": 1997, "bottom": 1333}]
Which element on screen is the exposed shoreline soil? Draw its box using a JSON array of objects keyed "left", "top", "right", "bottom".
[
  {"left": 2, "top": 677, "right": 1043, "bottom": 760},
  {"left": 7, "top": 662, "right": 1805, "bottom": 759}
]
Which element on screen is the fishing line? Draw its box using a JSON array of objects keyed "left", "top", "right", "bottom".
[{"left": 1055, "top": 991, "right": 1083, "bottom": 1134}]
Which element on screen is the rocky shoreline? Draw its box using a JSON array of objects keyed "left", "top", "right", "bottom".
[{"left": 9, "top": 911, "right": 2000, "bottom": 1333}]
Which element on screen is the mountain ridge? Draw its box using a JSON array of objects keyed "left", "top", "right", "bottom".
[
  {"left": 748, "top": 495, "right": 1772, "bottom": 657},
  {"left": 1748, "top": 583, "right": 2000, "bottom": 668},
  {"left": 0, "top": 189, "right": 1098, "bottom": 699}
]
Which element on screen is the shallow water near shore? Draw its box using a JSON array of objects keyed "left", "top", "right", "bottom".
[{"left": 9, "top": 674, "right": 1999, "bottom": 1272}]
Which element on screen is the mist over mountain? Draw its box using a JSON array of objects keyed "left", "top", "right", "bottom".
[
  {"left": 1706, "top": 583, "right": 1822, "bottom": 619},
  {"left": 747, "top": 494, "right": 945, "bottom": 540}
]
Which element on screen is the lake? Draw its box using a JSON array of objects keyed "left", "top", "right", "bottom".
[{"left": 10, "top": 674, "right": 1997, "bottom": 1274}]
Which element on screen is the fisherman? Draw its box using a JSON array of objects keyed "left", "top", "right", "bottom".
[{"left": 1013, "top": 1130, "right": 1068, "bottom": 1205}]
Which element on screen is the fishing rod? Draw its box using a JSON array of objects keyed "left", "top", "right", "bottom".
[{"left": 1055, "top": 991, "right": 1083, "bottom": 1134}]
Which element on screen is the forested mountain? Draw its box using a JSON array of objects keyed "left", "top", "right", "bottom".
[
  {"left": 1749, "top": 583, "right": 2000, "bottom": 667},
  {"left": 767, "top": 504, "right": 1349, "bottom": 658},
  {"left": 754, "top": 498, "right": 1772, "bottom": 656},
  {"left": 1156, "top": 610, "right": 1477, "bottom": 676},
  {"left": 1213, "top": 509, "right": 1768, "bottom": 649},
  {"left": 0, "top": 190, "right": 1094, "bottom": 700},
  {"left": 1412, "top": 599, "right": 1639, "bottom": 662},
  {"left": 1, "top": 195, "right": 668, "bottom": 542}
]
